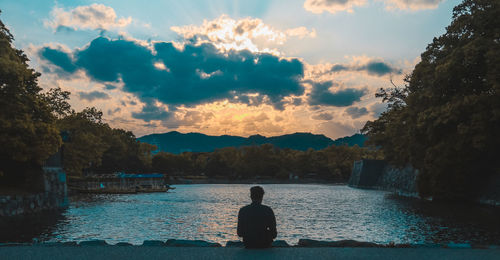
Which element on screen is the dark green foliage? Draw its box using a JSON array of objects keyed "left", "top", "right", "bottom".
[
  {"left": 0, "top": 11, "right": 62, "bottom": 188},
  {"left": 149, "top": 143, "right": 382, "bottom": 181},
  {"left": 362, "top": 0, "right": 500, "bottom": 200},
  {"left": 58, "top": 107, "right": 157, "bottom": 176}
]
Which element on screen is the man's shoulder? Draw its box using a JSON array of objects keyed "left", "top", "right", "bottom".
[
  {"left": 240, "top": 203, "right": 274, "bottom": 212},
  {"left": 239, "top": 204, "right": 252, "bottom": 211},
  {"left": 261, "top": 204, "right": 274, "bottom": 212}
]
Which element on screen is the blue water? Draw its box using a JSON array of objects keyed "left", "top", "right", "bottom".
[{"left": 3, "top": 184, "right": 500, "bottom": 245}]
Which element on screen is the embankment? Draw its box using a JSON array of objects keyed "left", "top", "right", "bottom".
[
  {"left": 348, "top": 159, "right": 500, "bottom": 205},
  {"left": 0, "top": 168, "right": 68, "bottom": 217},
  {"left": 1, "top": 240, "right": 499, "bottom": 260}
]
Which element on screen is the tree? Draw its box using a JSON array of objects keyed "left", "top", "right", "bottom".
[
  {"left": 362, "top": 0, "right": 500, "bottom": 200},
  {"left": 57, "top": 108, "right": 110, "bottom": 176},
  {"left": 0, "top": 11, "right": 61, "bottom": 183}
]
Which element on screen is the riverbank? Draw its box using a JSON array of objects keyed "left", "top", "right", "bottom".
[{"left": 1, "top": 245, "right": 499, "bottom": 260}]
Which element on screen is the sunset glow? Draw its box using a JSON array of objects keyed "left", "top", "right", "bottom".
[{"left": 1, "top": 0, "right": 457, "bottom": 138}]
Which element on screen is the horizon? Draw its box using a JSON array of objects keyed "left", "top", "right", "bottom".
[
  {"left": 138, "top": 129, "right": 361, "bottom": 140},
  {"left": 0, "top": 0, "right": 458, "bottom": 139}
]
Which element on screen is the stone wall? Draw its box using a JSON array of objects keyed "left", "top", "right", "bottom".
[
  {"left": 348, "top": 160, "right": 386, "bottom": 188},
  {"left": 0, "top": 167, "right": 68, "bottom": 217},
  {"left": 348, "top": 159, "right": 500, "bottom": 205},
  {"left": 375, "top": 165, "right": 419, "bottom": 198},
  {"left": 348, "top": 160, "right": 418, "bottom": 197}
]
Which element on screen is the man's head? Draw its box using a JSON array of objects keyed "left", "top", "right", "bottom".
[{"left": 250, "top": 186, "right": 265, "bottom": 203}]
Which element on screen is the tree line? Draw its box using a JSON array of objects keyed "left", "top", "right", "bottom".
[{"left": 150, "top": 144, "right": 382, "bottom": 181}]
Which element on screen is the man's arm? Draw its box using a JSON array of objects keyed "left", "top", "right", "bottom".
[
  {"left": 237, "top": 208, "right": 244, "bottom": 237},
  {"left": 269, "top": 208, "right": 277, "bottom": 239}
]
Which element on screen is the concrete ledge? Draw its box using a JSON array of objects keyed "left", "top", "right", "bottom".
[
  {"left": 225, "top": 240, "right": 290, "bottom": 247},
  {"left": 298, "top": 239, "right": 379, "bottom": 247},
  {"left": 164, "top": 239, "right": 221, "bottom": 247},
  {"left": 0, "top": 246, "right": 499, "bottom": 260},
  {"left": 2, "top": 239, "right": 499, "bottom": 249}
]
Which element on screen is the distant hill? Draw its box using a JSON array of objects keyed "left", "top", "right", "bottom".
[
  {"left": 331, "top": 133, "right": 367, "bottom": 147},
  {"left": 138, "top": 131, "right": 366, "bottom": 154}
]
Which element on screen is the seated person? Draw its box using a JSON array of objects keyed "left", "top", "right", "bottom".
[{"left": 237, "top": 186, "right": 277, "bottom": 248}]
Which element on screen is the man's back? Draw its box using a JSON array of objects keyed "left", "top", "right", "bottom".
[{"left": 237, "top": 202, "right": 277, "bottom": 248}]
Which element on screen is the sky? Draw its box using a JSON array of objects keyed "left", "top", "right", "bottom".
[{"left": 0, "top": 0, "right": 459, "bottom": 139}]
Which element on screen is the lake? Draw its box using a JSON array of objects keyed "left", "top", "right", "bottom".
[{"left": 2, "top": 184, "right": 500, "bottom": 245}]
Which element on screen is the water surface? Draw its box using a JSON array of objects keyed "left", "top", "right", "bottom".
[{"left": 2, "top": 184, "right": 500, "bottom": 245}]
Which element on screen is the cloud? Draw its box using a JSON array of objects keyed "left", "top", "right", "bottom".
[
  {"left": 312, "top": 112, "right": 334, "bottom": 120},
  {"left": 316, "top": 121, "right": 360, "bottom": 139},
  {"left": 358, "top": 61, "right": 402, "bottom": 76},
  {"left": 171, "top": 15, "right": 316, "bottom": 53},
  {"left": 329, "top": 60, "right": 402, "bottom": 76},
  {"left": 78, "top": 90, "right": 110, "bottom": 101},
  {"left": 44, "top": 4, "right": 132, "bottom": 31},
  {"left": 104, "top": 84, "right": 118, "bottom": 90},
  {"left": 304, "top": 0, "right": 367, "bottom": 14},
  {"left": 39, "top": 37, "right": 305, "bottom": 116},
  {"left": 383, "top": 0, "right": 445, "bottom": 10},
  {"left": 107, "top": 107, "right": 121, "bottom": 116},
  {"left": 345, "top": 106, "right": 368, "bottom": 118},
  {"left": 369, "top": 102, "right": 388, "bottom": 117},
  {"left": 38, "top": 46, "right": 77, "bottom": 73},
  {"left": 132, "top": 102, "right": 172, "bottom": 122},
  {"left": 308, "top": 81, "right": 367, "bottom": 107}
]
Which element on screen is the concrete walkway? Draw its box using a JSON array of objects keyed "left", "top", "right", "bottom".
[{"left": 1, "top": 246, "right": 499, "bottom": 260}]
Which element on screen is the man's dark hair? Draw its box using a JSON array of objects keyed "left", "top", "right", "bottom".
[{"left": 250, "top": 186, "right": 264, "bottom": 202}]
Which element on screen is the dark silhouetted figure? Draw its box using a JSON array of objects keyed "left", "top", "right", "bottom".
[{"left": 237, "top": 186, "right": 277, "bottom": 248}]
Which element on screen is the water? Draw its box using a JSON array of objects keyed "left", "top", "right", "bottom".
[{"left": 2, "top": 184, "right": 500, "bottom": 245}]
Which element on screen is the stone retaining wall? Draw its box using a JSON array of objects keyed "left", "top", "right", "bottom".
[
  {"left": 0, "top": 168, "right": 68, "bottom": 217},
  {"left": 375, "top": 165, "right": 419, "bottom": 198},
  {"left": 348, "top": 159, "right": 500, "bottom": 205}
]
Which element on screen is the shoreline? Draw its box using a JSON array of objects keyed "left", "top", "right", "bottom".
[{"left": 167, "top": 178, "right": 346, "bottom": 185}]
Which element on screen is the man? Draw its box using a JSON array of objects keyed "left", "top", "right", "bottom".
[{"left": 237, "top": 186, "right": 277, "bottom": 248}]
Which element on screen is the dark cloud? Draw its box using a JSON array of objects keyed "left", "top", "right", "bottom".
[
  {"left": 78, "top": 90, "right": 110, "bottom": 101},
  {"left": 329, "top": 60, "right": 401, "bottom": 76},
  {"left": 104, "top": 84, "right": 117, "bottom": 90},
  {"left": 107, "top": 107, "right": 121, "bottom": 115},
  {"left": 40, "top": 37, "right": 305, "bottom": 116},
  {"left": 131, "top": 102, "right": 172, "bottom": 122},
  {"left": 308, "top": 81, "right": 366, "bottom": 107},
  {"left": 345, "top": 106, "right": 368, "bottom": 119},
  {"left": 39, "top": 47, "right": 77, "bottom": 73},
  {"left": 291, "top": 97, "right": 303, "bottom": 106},
  {"left": 330, "top": 64, "right": 349, "bottom": 72},
  {"left": 358, "top": 61, "right": 402, "bottom": 76},
  {"left": 312, "top": 112, "right": 333, "bottom": 121}
]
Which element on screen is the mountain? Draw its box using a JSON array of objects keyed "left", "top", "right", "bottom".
[
  {"left": 138, "top": 131, "right": 366, "bottom": 154},
  {"left": 331, "top": 133, "right": 367, "bottom": 147}
]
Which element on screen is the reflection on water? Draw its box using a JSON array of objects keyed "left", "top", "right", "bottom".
[
  {"left": 0, "top": 210, "right": 66, "bottom": 243},
  {"left": 1, "top": 184, "right": 500, "bottom": 245}
]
